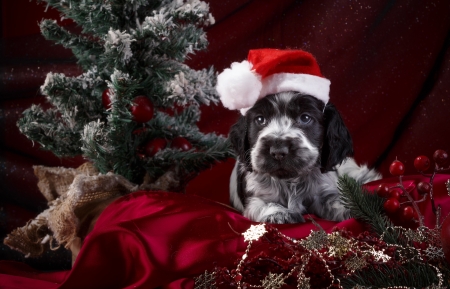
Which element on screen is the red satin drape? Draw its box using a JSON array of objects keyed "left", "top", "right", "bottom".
[
  {"left": 1, "top": 0, "right": 450, "bottom": 282},
  {"left": 1, "top": 175, "right": 450, "bottom": 288}
]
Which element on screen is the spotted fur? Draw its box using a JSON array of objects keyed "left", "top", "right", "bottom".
[{"left": 229, "top": 92, "right": 381, "bottom": 224}]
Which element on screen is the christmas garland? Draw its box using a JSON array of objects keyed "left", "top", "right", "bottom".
[{"left": 194, "top": 151, "right": 450, "bottom": 289}]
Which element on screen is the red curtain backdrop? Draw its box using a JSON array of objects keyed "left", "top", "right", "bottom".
[{"left": 1, "top": 0, "right": 450, "bottom": 283}]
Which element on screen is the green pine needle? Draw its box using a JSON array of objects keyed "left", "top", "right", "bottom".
[{"left": 338, "top": 175, "right": 399, "bottom": 244}]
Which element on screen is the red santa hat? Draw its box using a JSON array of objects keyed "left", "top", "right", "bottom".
[{"left": 216, "top": 49, "right": 330, "bottom": 115}]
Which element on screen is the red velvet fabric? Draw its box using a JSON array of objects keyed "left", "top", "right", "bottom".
[
  {"left": 1, "top": 174, "right": 449, "bottom": 288},
  {"left": 1, "top": 0, "right": 450, "bottom": 285}
]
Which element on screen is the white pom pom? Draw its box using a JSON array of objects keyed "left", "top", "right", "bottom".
[{"left": 216, "top": 60, "right": 262, "bottom": 111}]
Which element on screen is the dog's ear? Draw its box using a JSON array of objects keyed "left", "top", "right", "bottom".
[
  {"left": 320, "top": 103, "right": 353, "bottom": 172},
  {"left": 229, "top": 116, "right": 252, "bottom": 171}
]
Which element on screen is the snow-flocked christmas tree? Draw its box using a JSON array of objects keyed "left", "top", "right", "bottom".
[{"left": 17, "top": 0, "right": 233, "bottom": 190}]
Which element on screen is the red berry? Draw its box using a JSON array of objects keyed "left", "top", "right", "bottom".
[
  {"left": 130, "top": 96, "right": 154, "bottom": 123},
  {"left": 433, "top": 149, "right": 449, "bottom": 167},
  {"left": 171, "top": 137, "right": 192, "bottom": 151},
  {"left": 413, "top": 155, "right": 430, "bottom": 172},
  {"left": 416, "top": 181, "right": 431, "bottom": 195},
  {"left": 388, "top": 188, "right": 402, "bottom": 200},
  {"left": 102, "top": 88, "right": 113, "bottom": 109},
  {"left": 389, "top": 160, "right": 405, "bottom": 176},
  {"left": 383, "top": 198, "right": 400, "bottom": 213},
  {"left": 144, "top": 138, "right": 167, "bottom": 157},
  {"left": 376, "top": 184, "right": 390, "bottom": 198},
  {"left": 401, "top": 206, "right": 414, "bottom": 221}
]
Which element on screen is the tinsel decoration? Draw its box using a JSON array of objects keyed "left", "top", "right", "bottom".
[{"left": 208, "top": 223, "right": 446, "bottom": 288}]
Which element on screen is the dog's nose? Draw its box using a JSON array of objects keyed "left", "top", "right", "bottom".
[{"left": 270, "top": 146, "right": 289, "bottom": 160}]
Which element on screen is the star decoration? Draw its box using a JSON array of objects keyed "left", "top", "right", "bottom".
[
  {"left": 345, "top": 255, "right": 368, "bottom": 272},
  {"left": 404, "top": 228, "right": 425, "bottom": 243},
  {"left": 424, "top": 246, "right": 445, "bottom": 260},
  {"left": 243, "top": 224, "right": 267, "bottom": 242},
  {"left": 261, "top": 272, "right": 285, "bottom": 289},
  {"left": 368, "top": 248, "right": 391, "bottom": 262},
  {"left": 327, "top": 232, "right": 353, "bottom": 259},
  {"left": 194, "top": 270, "right": 216, "bottom": 289},
  {"left": 301, "top": 230, "right": 328, "bottom": 250},
  {"left": 424, "top": 228, "right": 443, "bottom": 248}
]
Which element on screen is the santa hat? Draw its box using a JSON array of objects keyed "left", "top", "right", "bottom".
[{"left": 216, "top": 49, "right": 330, "bottom": 115}]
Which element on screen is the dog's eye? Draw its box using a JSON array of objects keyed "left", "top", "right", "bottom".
[
  {"left": 255, "top": 116, "right": 267, "bottom": 126},
  {"left": 298, "top": 114, "right": 312, "bottom": 124}
]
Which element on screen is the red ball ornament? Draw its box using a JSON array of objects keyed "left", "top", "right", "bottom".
[
  {"left": 388, "top": 188, "right": 402, "bottom": 200},
  {"left": 130, "top": 95, "right": 154, "bottom": 123},
  {"left": 171, "top": 137, "right": 192, "bottom": 151},
  {"left": 416, "top": 181, "right": 431, "bottom": 195},
  {"left": 401, "top": 206, "right": 414, "bottom": 221},
  {"left": 144, "top": 138, "right": 167, "bottom": 157},
  {"left": 376, "top": 184, "right": 390, "bottom": 198},
  {"left": 389, "top": 160, "right": 405, "bottom": 176},
  {"left": 102, "top": 88, "right": 113, "bottom": 109},
  {"left": 433, "top": 149, "right": 449, "bottom": 168},
  {"left": 383, "top": 198, "right": 400, "bottom": 213},
  {"left": 413, "top": 155, "right": 430, "bottom": 172},
  {"left": 441, "top": 216, "right": 450, "bottom": 263}
]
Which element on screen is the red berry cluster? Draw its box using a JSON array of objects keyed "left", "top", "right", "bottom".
[
  {"left": 377, "top": 183, "right": 415, "bottom": 223},
  {"left": 380, "top": 149, "right": 449, "bottom": 226}
]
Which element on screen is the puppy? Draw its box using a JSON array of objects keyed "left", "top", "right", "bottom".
[{"left": 228, "top": 91, "right": 381, "bottom": 224}]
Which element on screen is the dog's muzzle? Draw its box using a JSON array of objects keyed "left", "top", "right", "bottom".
[{"left": 252, "top": 134, "right": 319, "bottom": 179}]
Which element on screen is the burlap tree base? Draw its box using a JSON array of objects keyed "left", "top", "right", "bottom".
[{"left": 3, "top": 163, "right": 138, "bottom": 263}]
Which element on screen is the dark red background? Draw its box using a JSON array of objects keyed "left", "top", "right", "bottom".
[{"left": 1, "top": 0, "right": 450, "bottom": 270}]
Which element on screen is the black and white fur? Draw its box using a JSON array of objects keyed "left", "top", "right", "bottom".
[{"left": 229, "top": 92, "right": 381, "bottom": 224}]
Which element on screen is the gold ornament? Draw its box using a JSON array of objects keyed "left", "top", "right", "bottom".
[
  {"left": 345, "top": 255, "right": 368, "bottom": 272},
  {"left": 243, "top": 224, "right": 267, "bottom": 242},
  {"left": 301, "top": 230, "right": 328, "bottom": 250},
  {"left": 404, "top": 228, "right": 426, "bottom": 243},
  {"left": 261, "top": 272, "right": 286, "bottom": 289},
  {"left": 327, "top": 232, "right": 353, "bottom": 259},
  {"left": 194, "top": 270, "right": 216, "bottom": 289}
]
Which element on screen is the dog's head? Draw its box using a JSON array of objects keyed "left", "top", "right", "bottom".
[{"left": 229, "top": 91, "right": 353, "bottom": 178}]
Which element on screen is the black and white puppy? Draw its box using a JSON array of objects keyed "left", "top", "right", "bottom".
[{"left": 229, "top": 91, "right": 380, "bottom": 224}]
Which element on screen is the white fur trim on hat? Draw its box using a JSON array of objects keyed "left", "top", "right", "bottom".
[
  {"left": 216, "top": 60, "right": 262, "bottom": 111},
  {"left": 261, "top": 73, "right": 330, "bottom": 105},
  {"left": 237, "top": 73, "right": 330, "bottom": 115}
]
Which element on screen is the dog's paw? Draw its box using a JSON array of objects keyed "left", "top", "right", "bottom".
[{"left": 263, "top": 211, "right": 305, "bottom": 224}]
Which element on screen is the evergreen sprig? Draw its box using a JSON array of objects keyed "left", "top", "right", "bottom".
[
  {"left": 338, "top": 175, "right": 399, "bottom": 244},
  {"left": 341, "top": 262, "right": 441, "bottom": 288}
]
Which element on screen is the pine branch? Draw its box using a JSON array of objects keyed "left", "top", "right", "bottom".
[
  {"left": 39, "top": 19, "right": 103, "bottom": 70},
  {"left": 165, "top": 66, "right": 218, "bottom": 106},
  {"left": 338, "top": 175, "right": 399, "bottom": 244},
  {"left": 143, "top": 137, "right": 232, "bottom": 178},
  {"left": 341, "top": 262, "right": 441, "bottom": 288},
  {"left": 18, "top": 105, "right": 82, "bottom": 157}
]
